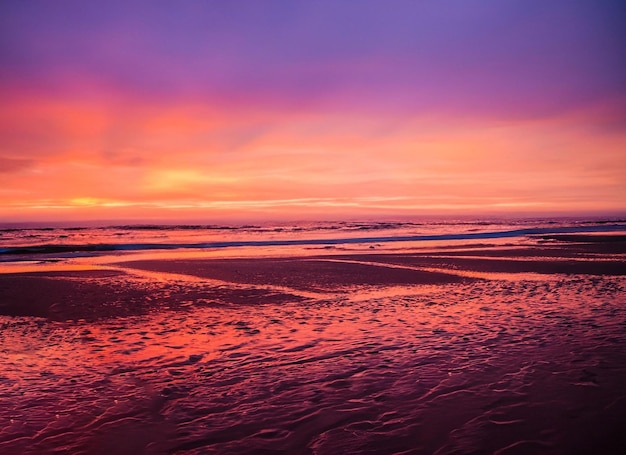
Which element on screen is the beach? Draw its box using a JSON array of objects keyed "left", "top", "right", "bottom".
[
  {"left": 4, "top": 0, "right": 626, "bottom": 452},
  {"left": 1, "top": 234, "right": 625, "bottom": 454}
]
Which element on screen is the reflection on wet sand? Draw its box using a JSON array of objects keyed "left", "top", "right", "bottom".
[{"left": 0, "top": 240, "right": 625, "bottom": 454}]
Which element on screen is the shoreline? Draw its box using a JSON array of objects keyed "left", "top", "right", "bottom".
[
  {"left": 2, "top": 239, "right": 624, "bottom": 321},
  {"left": 2, "top": 225, "right": 625, "bottom": 256}
]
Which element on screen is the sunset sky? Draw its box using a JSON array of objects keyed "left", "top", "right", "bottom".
[{"left": 1, "top": 1, "right": 625, "bottom": 222}]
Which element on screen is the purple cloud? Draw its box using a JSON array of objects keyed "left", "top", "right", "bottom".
[{"left": 1, "top": 0, "right": 624, "bottom": 118}]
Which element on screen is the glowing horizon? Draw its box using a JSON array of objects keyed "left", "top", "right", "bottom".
[{"left": 1, "top": 1, "right": 625, "bottom": 223}]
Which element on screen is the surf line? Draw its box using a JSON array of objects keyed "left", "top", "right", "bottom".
[{"left": 2, "top": 224, "right": 625, "bottom": 255}]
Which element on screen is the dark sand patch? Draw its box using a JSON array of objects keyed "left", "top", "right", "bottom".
[
  {"left": 0, "top": 269, "right": 306, "bottom": 321},
  {"left": 316, "top": 240, "right": 626, "bottom": 275},
  {"left": 339, "top": 254, "right": 626, "bottom": 275},
  {"left": 405, "top": 243, "right": 626, "bottom": 258},
  {"left": 539, "top": 234, "right": 626, "bottom": 243},
  {"left": 119, "top": 257, "right": 473, "bottom": 292},
  {"left": 0, "top": 271, "right": 152, "bottom": 320}
]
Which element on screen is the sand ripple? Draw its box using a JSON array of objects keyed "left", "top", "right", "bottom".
[{"left": 1, "top": 272, "right": 626, "bottom": 453}]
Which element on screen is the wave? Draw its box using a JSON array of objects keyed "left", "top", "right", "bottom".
[{"left": 1, "top": 223, "right": 625, "bottom": 256}]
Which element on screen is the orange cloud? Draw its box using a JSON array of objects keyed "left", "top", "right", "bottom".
[{"left": 1, "top": 93, "right": 625, "bottom": 222}]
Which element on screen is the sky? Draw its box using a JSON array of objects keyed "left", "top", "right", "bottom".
[{"left": 1, "top": 0, "right": 625, "bottom": 222}]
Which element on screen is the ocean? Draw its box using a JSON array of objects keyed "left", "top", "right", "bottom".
[{"left": 2, "top": 217, "right": 625, "bottom": 257}]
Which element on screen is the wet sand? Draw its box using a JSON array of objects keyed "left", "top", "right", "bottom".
[{"left": 1, "top": 240, "right": 625, "bottom": 454}]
